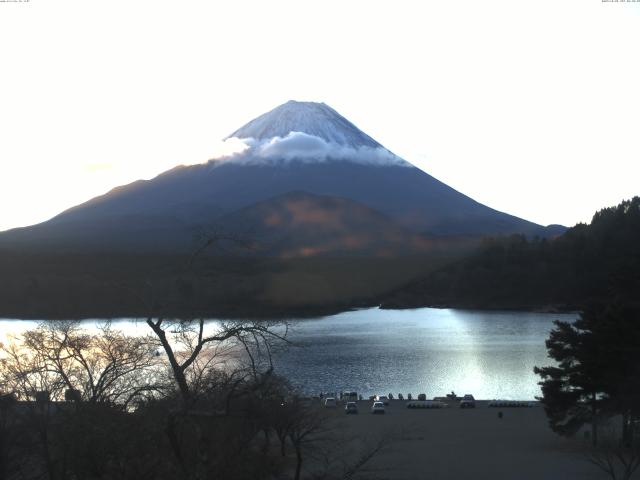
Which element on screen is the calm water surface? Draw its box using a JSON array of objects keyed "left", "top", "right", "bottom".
[
  {"left": 0, "top": 307, "right": 577, "bottom": 400},
  {"left": 273, "top": 308, "right": 577, "bottom": 400}
]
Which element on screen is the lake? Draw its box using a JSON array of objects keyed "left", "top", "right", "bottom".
[
  {"left": 0, "top": 307, "right": 577, "bottom": 400},
  {"left": 272, "top": 308, "right": 577, "bottom": 400}
]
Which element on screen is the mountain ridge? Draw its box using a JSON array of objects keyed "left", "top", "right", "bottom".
[{"left": 0, "top": 100, "right": 564, "bottom": 255}]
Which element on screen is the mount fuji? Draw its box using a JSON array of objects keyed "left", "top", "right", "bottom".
[
  {"left": 0, "top": 101, "right": 563, "bottom": 256},
  {"left": 228, "top": 101, "right": 383, "bottom": 149}
]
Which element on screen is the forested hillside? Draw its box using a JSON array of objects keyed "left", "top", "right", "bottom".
[{"left": 383, "top": 197, "right": 640, "bottom": 311}]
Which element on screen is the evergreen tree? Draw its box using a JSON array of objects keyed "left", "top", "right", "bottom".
[
  {"left": 535, "top": 303, "right": 640, "bottom": 446},
  {"left": 593, "top": 303, "right": 640, "bottom": 447},
  {"left": 534, "top": 309, "right": 607, "bottom": 445}
]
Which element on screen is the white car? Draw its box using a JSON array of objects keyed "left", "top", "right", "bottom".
[
  {"left": 324, "top": 397, "right": 337, "bottom": 408},
  {"left": 371, "top": 401, "right": 386, "bottom": 414},
  {"left": 375, "top": 395, "right": 389, "bottom": 405}
]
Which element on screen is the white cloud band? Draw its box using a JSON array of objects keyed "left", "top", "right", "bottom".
[{"left": 208, "top": 132, "right": 409, "bottom": 167}]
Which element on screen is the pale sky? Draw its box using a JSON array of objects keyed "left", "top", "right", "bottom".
[{"left": 1, "top": 0, "right": 638, "bottom": 232}]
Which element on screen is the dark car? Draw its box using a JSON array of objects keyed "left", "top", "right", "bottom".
[
  {"left": 460, "top": 394, "right": 476, "bottom": 408},
  {"left": 345, "top": 401, "right": 358, "bottom": 414}
]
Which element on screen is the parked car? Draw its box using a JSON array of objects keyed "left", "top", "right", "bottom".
[
  {"left": 460, "top": 394, "right": 476, "bottom": 408},
  {"left": 345, "top": 401, "right": 358, "bottom": 414},
  {"left": 324, "top": 397, "right": 337, "bottom": 408},
  {"left": 375, "top": 395, "right": 389, "bottom": 405},
  {"left": 371, "top": 401, "right": 386, "bottom": 414}
]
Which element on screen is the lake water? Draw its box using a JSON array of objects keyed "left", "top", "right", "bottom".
[
  {"left": 0, "top": 307, "right": 577, "bottom": 400},
  {"left": 272, "top": 308, "right": 577, "bottom": 400}
]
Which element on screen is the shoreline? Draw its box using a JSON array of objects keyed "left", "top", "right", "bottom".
[
  {"left": 0, "top": 302, "right": 579, "bottom": 322},
  {"left": 311, "top": 398, "right": 542, "bottom": 406}
]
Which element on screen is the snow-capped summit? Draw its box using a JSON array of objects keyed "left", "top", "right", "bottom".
[
  {"left": 227, "top": 100, "right": 382, "bottom": 149},
  {"left": 223, "top": 100, "right": 405, "bottom": 166}
]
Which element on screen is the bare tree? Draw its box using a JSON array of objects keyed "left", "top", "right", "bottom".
[
  {"left": 284, "top": 401, "right": 329, "bottom": 480},
  {"left": 313, "top": 434, "right": 390, "bottom": 480},
  {"left": 138, "top": 231, "right": 290, "bottom": 405},
  {"left": 0, "top": 321, "right": 165, "bottom": 409},
  {"left": 587, "top": 425, "right": 640, "bottom": 480},
  {"left": 0, "top": 394, "right": 23, "bottom": 480},
  {"left": 1, "top": 338, "right": 65, "bottom": 404},
  {"left": 274, "top": 398, "right": 392, "bottom": 480},
  {"left": 145, "top": 317, "right": 289, "bottom": 406}
]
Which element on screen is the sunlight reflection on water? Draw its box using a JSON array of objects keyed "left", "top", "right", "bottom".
[{"left": 273, "top": 308, "right": 578, "bottom": 400}]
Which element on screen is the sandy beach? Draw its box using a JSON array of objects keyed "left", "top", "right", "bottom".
[{"left": 316, "top": 400, "right": 606, "bottom": 480}]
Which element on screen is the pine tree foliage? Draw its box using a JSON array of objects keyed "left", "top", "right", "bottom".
[{"left": 535, "top": 303, "right": 640, "bottom": 445}]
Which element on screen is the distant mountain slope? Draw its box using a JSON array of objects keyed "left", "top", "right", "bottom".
[
  {"left": 0, "top": 100, "right": 562, "bottom": 255},
  {"left": 216, "top": 191, "right": 435, "bottom": 257}
]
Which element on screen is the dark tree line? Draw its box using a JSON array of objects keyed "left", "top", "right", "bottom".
[{"left": 385, "top": 197, "right": 640, "bottom": 310}]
